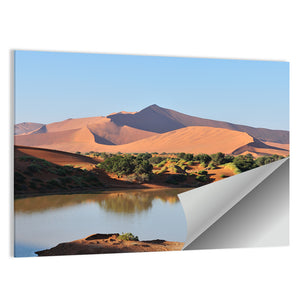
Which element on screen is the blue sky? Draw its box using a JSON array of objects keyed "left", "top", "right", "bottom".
[{"left": 14, "top": 51, "right": 289, "bottom": 130}]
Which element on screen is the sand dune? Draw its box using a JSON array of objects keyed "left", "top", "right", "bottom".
[
  {"left": 15, "top": 126, "right": 96, "bottom": 148},
  {"left": 14, "top": 105, "right": 289, "bottom": 155},
  {"left": 91, "top": 126, "right": 254, "bottom": 154},
  {"left": 18, "top": 126, "right": 258, "bottom": 154},
  {"left": 264, "top": 142, "right": 290, "bottom": 150},
  {"left": 16, "top": 116, "right": 157, "bottom": 146},
  {"left": 87, "top": 119, "right": 157, "bottom": 145},
  {"left": 15, "top": 145, "right": 99, "bottom": 167},
  {"left": 108, "top": 104, "right": 289, "bottom": 144},
  {"left": 14, "top": 122, "right": 44, "bottom": 135},
  {"left": 232, "top": 137, "right": 289, "bottom": 156}
]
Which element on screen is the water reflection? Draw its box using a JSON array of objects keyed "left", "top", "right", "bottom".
[{"left": 15, "top": 188, "right": 190, "bottom": 215}]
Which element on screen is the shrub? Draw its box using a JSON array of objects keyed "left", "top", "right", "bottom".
[
  {"left": 27, "top": 164, "right": 42, "bottom": 173},
  {"left": 157, "top": 166, "right": 167, "bottom": 174},
  {"left": 39, "top": 159, "right": 52, "bottom": 167},
  {"left": 117, "top": 233, "right": 139, "bottom": 241},
  {"left": 198, "top": 170, "right": 208, "bottom": 175},
  {"left": 178, "top": 153, "right": 193, "bottom": 161},
  {"left": 32, "top": 177, "right": 43, "bottom": 183},
  {"left": 60, "top": 176, "right": 73, "bottom": 185},
  {"left": 137, "top": 173, "right": 151, "bottom": 183},
  {"left": 194, "top": 153, "right": 212, "bottom": 166},
  {"left": 46, "top": 179, "right": 61, "bottom": 187},
  {"left": 169, "top": 164, "right": 184, "bottom": 174},
  {"left": 134, "top": 160, "right": 153, "bottom": 175},
  {"left": 136, "top": 153, "right": 152, "bottom": 160},
  {"left": 233, "top": 154, "right": 254, "bottom": 172},
  {"left": 254, "top": 154, "right": 284, "bottom": 167},
  {"left": 49, "top": 167, "right": 58, "bottom": 174},
  {"left": 222, "top": 162, "right": 241, "bottom": 174},
  {"left": 157, "top": 160, "right": 166, "bottom": 168},
  {"left": 196, "top": 174, "right": 209, "bottom": 182},
  {"left": 224, "top": 155, "right": 234, "bottom": 163},
  {"left": 18, "top": 155, "right": 34, "bottom": 162},
  {"left": 149, "top": 156, "right": 164, "bottom": 165},
  {"left": 98, "top": 155, "right": 136, "bottom": 175},
  {"left": 208, "top": 162, "right": 217, "bottom": 170},
  {"left": 14, "top": 171, "right": 26, "bottom": 183},
  {"left": 56, "top": 168, "right": 68, "bottom": 176},
  {"left": 210, "top": 152, "right": 225, "bottom": 165},
  {"left": 166, "top": 174, "right": 187, "bottom": 185},
  {"left": 125, "top": 174, "right": 138, "bottom": 182},
  {"left": 29, "top": 181, "right": 37, "bottom": 189}
]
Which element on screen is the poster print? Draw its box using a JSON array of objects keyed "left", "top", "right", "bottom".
[{"left": 14, "top": 51, "right": 289, "bottom": 257}]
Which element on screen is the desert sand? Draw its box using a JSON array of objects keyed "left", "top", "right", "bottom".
[
  {"left": 35, "top": 233, "right": 184, "bottom": 256},
  {"left": 16, "top": 126, "right": 256, "bottom": 154},
  {"left": 107, "top": 104, "right": 289, "bottom": 144},
  {"left": 15, "top": 105, "right": 289, "bottom": 157}
]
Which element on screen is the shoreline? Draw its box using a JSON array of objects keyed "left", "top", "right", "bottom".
[
  {"left": 14, "top": 183, "right": 193, "bottom": 199},
  {"left": 35, "top": 233, "right": 184, "bottom": 256}
]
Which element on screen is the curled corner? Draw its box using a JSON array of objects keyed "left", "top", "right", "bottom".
[{"left": 179, "top": 158, "right": 289, "bottom": 250}]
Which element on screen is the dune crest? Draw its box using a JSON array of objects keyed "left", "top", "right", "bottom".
[
  {"left": 14, "top": 104, "right": 289, "bottom": 156},
  {"left": 16, "top": 126, "right": 257, "bottom": 154}
]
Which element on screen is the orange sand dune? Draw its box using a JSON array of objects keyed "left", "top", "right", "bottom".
[
  {"left": 15, "top": 145, "right": 99, "bottom": 167},
  {"left": 232, "top": 137, "right": 289, "bottom": 157},
  {"left": 87, "top": 119, "right": 157, "bottom": 145},
  {"left": 15, "top": 126, "right": 96, "bottom": 148},
  {"left": 46, "top": 116, "right": 106, "bottom": 132},
  {"left": 19, "top": 126, "right": 257, "bottom": 154},
  {"left": 16, "top": 117, "right": 157, "bottom": 146},
  {"left": 14, "top": 122, "right": 44, "bottom": 135},
  {"left": 264, "top": 142, "right": 290, "bottom": 151}
]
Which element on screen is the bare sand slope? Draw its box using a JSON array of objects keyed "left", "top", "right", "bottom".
[
  {"left": 87, "top": 119, "right": 157, "bottom": 145},
  {"left": 36, "top": 233, "right": 184, "bottom": 256},
  {"left": 264, "top": 142, "right": 290, "bottom": 150},
  {"left": 15, "top": 145, "right": 99, "bottom": 167},
  {"left": 14, "top": 122, "right": 44, "bottom": 135},
  {"left": 16, "top": 117, "right": 157, "bottom": 146},
  {"left": 45, "top": 116, "right": 106, "bottom": 132},
  {"left": 108, "top": 104, "right": 290, "bottom": 144},
  {"left": 232, "top": 137, "right": 289, "bottom": 156},
  {"left": 15, "top": 126, "right": 96, "bottom": 148},
  {"left": 21, "top": 126, "right": 256, "bottom": 154}
]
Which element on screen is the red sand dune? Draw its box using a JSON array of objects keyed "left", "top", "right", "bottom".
[
  {"left": 232, "top": 137, "right": 289, "bottom": 156},
  {"left": 87, "top": 119, "right": 157, "bottom": 145},
  {"left": 108, "top": 104, "right": 289, "bottom": 144},
  {"left": 264, "top": 142, "right": 290, "bottom": 151},
  {"left": 16, "top": 126, "right": 258, "bottom": 154},
  {"left": 14, "top": 105, "right": 289, "bottom": 156},
  {"left": 15, "top": 145, "right": 99, "bottom": 167},
  {"left": 16, "top": 116, "right": 157, "bottom": 147},
  {"left": 14, "top": 122, "right": 44, "bottom": 135}
]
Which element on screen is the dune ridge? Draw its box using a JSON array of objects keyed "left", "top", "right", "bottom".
[
  {"left": 108, "top": 104, "right": 289, "bottom": 144},
  {"left": 15, "top": 104, "right": 289, "bottom": 156},
  {"left": 16, "top": 126, "right": 258, "bottom": 154}
]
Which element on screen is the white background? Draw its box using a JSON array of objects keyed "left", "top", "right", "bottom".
[{"left": 1, "top": 1, "right": 299, "bottom": 299}]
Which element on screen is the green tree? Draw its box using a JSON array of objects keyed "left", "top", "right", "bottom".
[
  {"left": 194, "top": 153, "right": 212, "bottom": 166},
  {"left": 210, "top": 152, "right": 225, "bottom": 165},
  {"left": 233, "top": 154, "right": 254, "bottom": 172}
]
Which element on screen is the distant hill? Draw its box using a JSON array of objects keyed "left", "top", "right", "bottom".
[
  {"left": 14, "top": 104, "right": 289, "bottom": 156},
  {"left": 14, "top": 122, "right": 44, "bottom": 135},
  {"left": 108, "top": 104, "right": 289, "bottom": 144}
]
